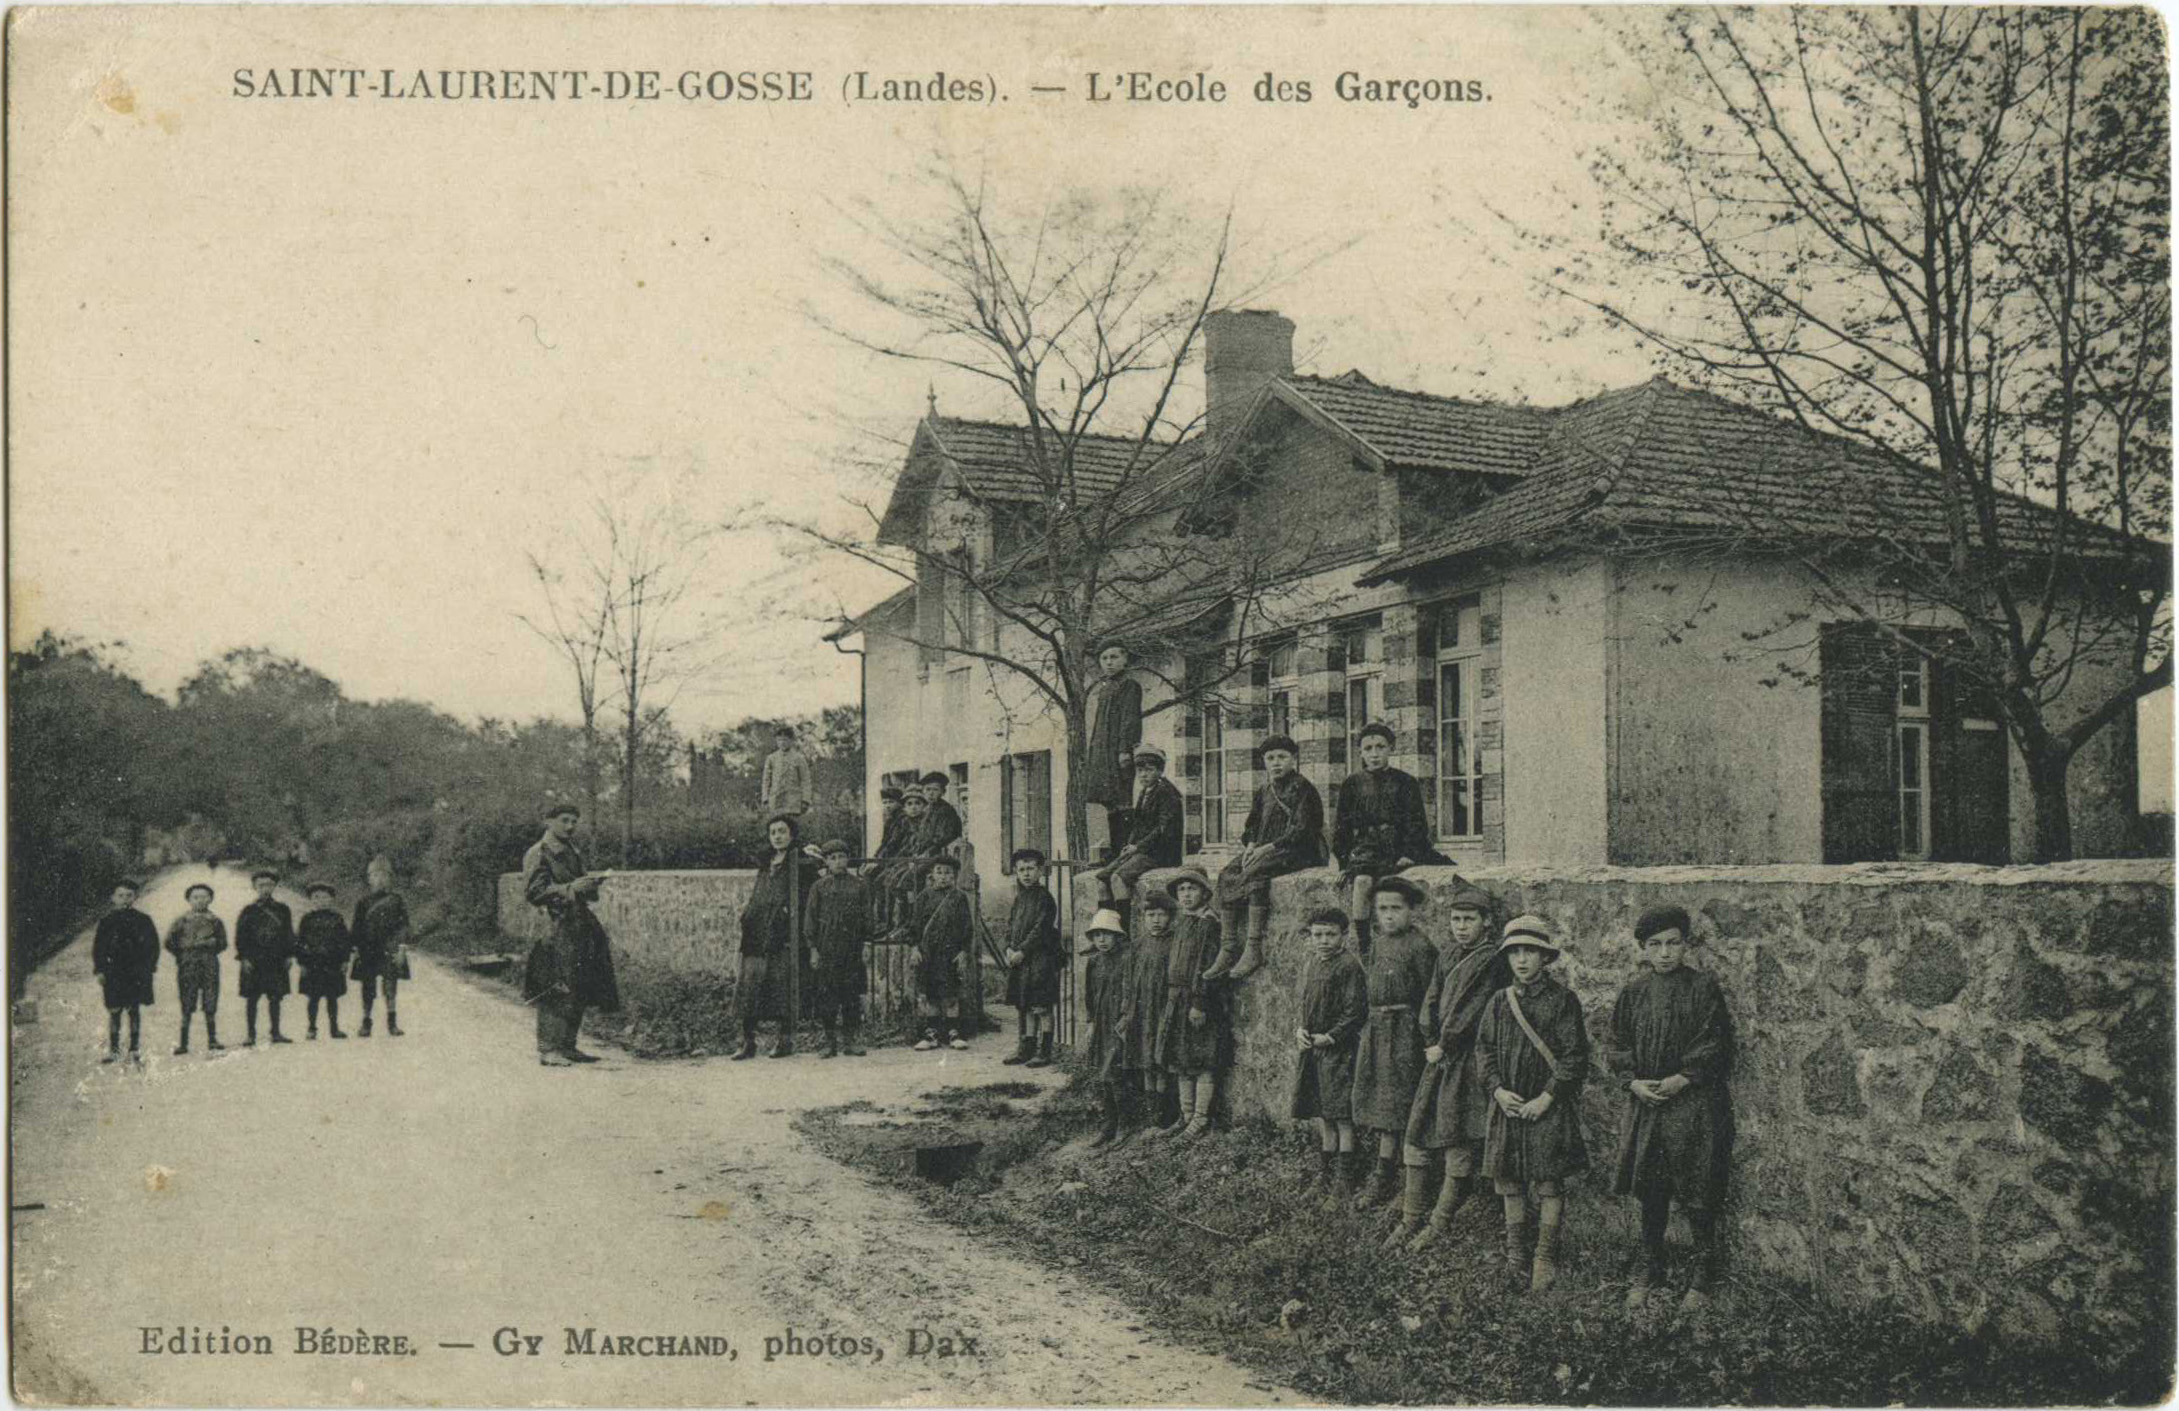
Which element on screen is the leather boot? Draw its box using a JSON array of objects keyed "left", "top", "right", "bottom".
[
  {"left": 1332, "top": 1149, "right": 1368, "bottom": 1207},
  {"left": 1089, "top": 1085, "right": 1120, "bottom": 1148},
  {"left": 1503, "top": 1208, "right": 1530, "bottom": 1283},
  {"left": 1149, "top": 1085, "right": 1182, "bottom": 1134},
  {"left": 204, "top": 1017, "right": 223, "bottom": 1051},
  {"left": 1026, "top": 1035, "right": 1054, "bottom": 1068},
  {"left": 1002, "top": 1034, "right": 1035, "bottom": 1065},
  {"left": 1107, "top": 1085, "right": 1140, "bottom": 1150},
  {"left": 1226, "top": 900, "right": 1272, "bottom": 981},
  {"left": 1408, "top": 1172, "right": 1475, "bottom": 1254},
  {"left": 1353, "top": 1156, "right": 1398, "bottom": 1212},
  {"left": 1532, "top": 1215, "right": 1563, "bottom": 1294},
  {"left": 1183, "top": 1078, "right": 1216, "bottom": 1138},
  {"left": 1385, "top": 1164, "right": 1433, "bottom": 1248}
]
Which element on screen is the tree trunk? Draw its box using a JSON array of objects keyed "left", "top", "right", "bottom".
[
  {"left": 2025, "top": 741, "right": 2075, "bottom": 863},
  {"left": 619, "top": 720, "right": 638, "bottom": 868},
  {"left": 1062, "top": 705, "right": 1091, "bottom": 865}
]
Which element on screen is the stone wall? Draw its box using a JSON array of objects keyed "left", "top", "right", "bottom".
[
  {"left": 1083, "top": 860, "right": 2174, "bottom": 1349},
  {"left": 498, "top": 869, "right": 757, "bottom": 978}
]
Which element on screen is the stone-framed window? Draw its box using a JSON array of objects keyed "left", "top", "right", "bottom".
[{"left": 1422, "top": 591, "right": 1503, "bottom": 852}]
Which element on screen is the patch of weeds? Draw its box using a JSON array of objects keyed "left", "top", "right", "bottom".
[{"left": 801, "top": 1070, "right": 2172, "bottom": 1406}]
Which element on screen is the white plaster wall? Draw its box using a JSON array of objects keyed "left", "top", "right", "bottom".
[{"left": 1500, "top": 557, "right": 1610, "bottom": 865}]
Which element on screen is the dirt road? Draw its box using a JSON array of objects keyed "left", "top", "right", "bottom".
[{"left": 11, "top": 866, "right": 1302, "bottom": 1406}]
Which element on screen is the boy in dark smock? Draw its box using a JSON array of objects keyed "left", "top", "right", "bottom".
[
  {"left": 294, "top": 881, "right": 352, "bottom": 1039},
  {"left": 1081, "top": 643, "right": 1143, "bottom": 856},
  {"left": 1090, "top": 744, "right": 1184, "bottom": 932},
  {"left": 1332, "top": 722, "right": 1452, "bottom": 954},
  {"left": 1082, "top": 908, "right": 1137, "bottom": 1148},
  {"left": 1288, "top": 906, "right": 1367, "bottom": 1192},
  {"left": 875, "top": 792, "right": 931, "bottom": 912},
  {"left": 862, "top": 786, "right": 908, "bottom": 923},
  {"left": 1000, "top": 849, "right": 1064, "bottom": 1068},
  {"left": 1152, "top": 868, "right": 1232, "bottom": 1140},
  {"left": 1399, "top": 883, "right": 1507, "bottom": 1251},
  {"left": 1477, "top": 915, "right": 1589, "bottom": 1294},
  {"left": 1346, "top": 876, "right": 1438, "bottom": 1216},
  {"left": 91, "top": 879, "right": 159, "bottom": 1063},
  {"left": 234, "top": 869, "right": 295, "bottom": 1046},
  {"left": 805, "top": 839, "right": 872, "bottom": 1059},
  {"left": 349, "top": 856, "right": 410, "bottom": 1038},
  {"left": 164, "top": 882, "right": 227, "bottom": 1055},
  {"left": 906, "top": 855, "right": 973, "bottom": 1051},
  {"left": 735, "top": 814, "right": 820, "bottom": 1061},
  {"left": 1130, "top": 891, "right": 1180, "bottom": 1131},
  {"left": 1607, "top": 904, "right": 1735, "bottom": 1310},
  {"left": 1211, "top": 735, "right": 1325, "bottom": 983},
  {"left": 522, "top": 804, "right": 620, "bottom": 1065}
]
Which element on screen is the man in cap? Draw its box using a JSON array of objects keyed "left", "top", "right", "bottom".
[
  {"left": 1090, "top": 742, "right": 1185, "bottom": 933},
  {"left": 521, "top": 802, "right": 621, "bottom": 1066}
]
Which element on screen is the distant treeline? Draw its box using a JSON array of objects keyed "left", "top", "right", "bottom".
[{"left": 7, "top": 632, "right": 861, "bottom": 991}]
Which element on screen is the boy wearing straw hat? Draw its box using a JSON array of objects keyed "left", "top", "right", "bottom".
[{"left": 1476, "top": 914, "right": 1589, "bottom": 1294}]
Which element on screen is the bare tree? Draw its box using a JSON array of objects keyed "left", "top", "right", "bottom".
[
  {"left": 1522, "top": 6, "right": 2170, "bottom": 859},
  {"left": 799, "top": 172, "right": 1346, "bottom": 859},
  {"left": 521, "top": 475, "right": 722, "bottom": 861}
]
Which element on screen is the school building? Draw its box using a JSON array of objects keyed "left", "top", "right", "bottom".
[{"left": 832, "top": 310, "right": 2152, "bottom": 894}]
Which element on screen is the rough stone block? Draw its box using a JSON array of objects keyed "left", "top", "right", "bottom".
[
  {"left": 1802, "top": 1030, "right": 1865, "bottom": 1117},
  {"left": 1890, "top": 926, "right": 1971, "bottom": 1008},
  {"left": 2018, "top": 1048, "right": 2115, "bottom": 1148},
  {"left": 1922, "top": 1044, "right": 1996, "bottom": 1124}
]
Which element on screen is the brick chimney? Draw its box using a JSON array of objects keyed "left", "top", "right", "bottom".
[{"left": 1203, "top": 309, "right": 1295, "bottom": 446}]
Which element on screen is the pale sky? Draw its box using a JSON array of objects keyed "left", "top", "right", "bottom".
[{"left": 10, "top": 5, "right": 1670, "bottom": 734}]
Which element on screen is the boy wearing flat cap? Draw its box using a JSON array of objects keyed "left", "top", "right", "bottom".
[
  {"left": 1000, "top": 848, "right": 1063, "bottom": 1068},
  {"left": 1607, "top": 903, "right": 1735, "bottom": 1311},
  {"left": 235, "top": 869, "right": 296, "bottom": 1046},
  {"left": 1332, "top": 721, "right": 1452, "bottom": 955},
  {"left": 1476, "top": 915, "right": 1589, "bottom": 1294},
  {"left": 1090, "top": 743, "right": 1184, "bottom": 935},
  {"left": 1210, "top": 734, "right": 1325, "bottom": 983},
  {"left": 164, "top": 882, "right": 228, "bottom": 1055},
  {"left": 806, "top": 839, "right": 872, "bottom": 1059}
]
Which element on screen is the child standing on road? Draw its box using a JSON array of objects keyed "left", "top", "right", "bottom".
[
  {"left": 91, "top": 878, "right": 159, "bottom": 1063},
  {"left": 1288, "top": 906, "right": 1367, "bottom": 1194},
  {"left": 805, "top": 839, "right": 872, "bottom": 1059},
  {"left": 349, "top": 856, "right": 410, "bottom": 1038},
  {"left": 1001, "top": 849, "right": 1064, "bottom": 1068},
  {"left": 294, "top": 882, "right": 352, "bottom": 1039},
  {"left": 1082, "top": 908, "right": 1136, "bottom": 1149},
  {"left": 1131, "top": 890, "right": 1179, "bottom": 1132},
  {"left": 1477, "top": 914, "right": 1589, "bottom": 1294},
  {"left": 1607, "top": 904, "right": 1735, "bottom": 1311},
  {"left": 164, "top": 882, "right": 228, "bottom": 1055},
  {"left": 1399, "top": 882, "right": 1508, "bottom": 1251},
  {"left": 235, "top": 869, "right": 296, "bottom": 1046},
  {"left": 1154, "top": 867, "right": 1230, "bottom": 1140},
  {"left": 907, "top": 855, "right": 973, "bottom": 1051},
  {"left": 1347, "top": 876, "right": 1439, "bottom": 1216}
]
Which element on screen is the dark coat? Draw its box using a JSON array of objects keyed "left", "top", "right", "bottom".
[
  {"left": 92, "top": 907, "right": 159, "bottom": 1009},
  {"left": 1084, "top": 943, "right": 1136, "bottom": 1078},
  {"left": 1124, "top": 776, "right": 1186, "bottom": 868},
  {"left": 917, "top": 799, "right": 963, "bottom": 858},
  {"left": 1606, "top": 967, "right": 1735, "bottom": 1208},
  {"left": 1288, "top": 949, "right": 1367, "bottom": 1121},
  {"left": 1404, "top": 938, "right": 1509, "bottom": 1149},
  {"left": 1156, "top": 911, "right": 1229, "bottom": 1077},
  {"left": 235, "top": 897, "right": 295, "bottom": 999},
  {"left": 349, "top": 891, "right": 410, "bottom": 981},
  {"left": 1003, "top": 884, "right": 1063, "bottom": 1009},
  {"left": 1348, "top": 926, "right": 1438, "bottom": 1130},
  {"left": 738, "top": 850, "right": 819, "bottom": 1020},
  {"left": 165, "top": 912, "right": 226, "bottom": 997},
  {"left": 1126, "top": 925, "right": 1174, "bottom": 1072},
  {"left": 909, "top": 884, "right": 973, "bottom": 1000},
  {"left": 1081, "top": 673, "right": 1143, "bottom": 808},
  {"left": 521, "top": 832, "right": 622, "bottom": 1013},
  {"left": 1216, "top": 773, "right": 1326, "bottom": 906},
  {"left": 805, "top": 872, "right": 872, "bottom": 1004},
  {"left": 294, "top": 908, "right": 352, "bottom": 1000},
  {"left": 871, "top": 807, "right": 910, "bottom": 860},
  {"left": 1332, "top": 767, "right": 1451, "bottom": 881},
  {"left": 1477, "top": 973, "right": 1590, "bottom": 1183}
]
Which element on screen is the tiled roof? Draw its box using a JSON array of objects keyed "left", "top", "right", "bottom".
[
  {"left": 1362, "top": 378, "right": 2151, "bottom": 582},
  {"left": 877, "top": 416, "right": 1198, "bottom": 546},
  {"left": 1279, "top": 374, "right": 1548, "bottom": 476}
]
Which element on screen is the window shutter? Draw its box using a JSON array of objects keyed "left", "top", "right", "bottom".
[
  {"left": 1820, "top": 622, "right": 1899, "bottom": 862},
  {"left": 1928, "top": 635, "right": 2010, "bottom": 863}
]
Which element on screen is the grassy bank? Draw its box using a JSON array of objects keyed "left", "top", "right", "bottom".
[{"left": 796, "top": 1072, "right": 2170, "bottom": 1406}]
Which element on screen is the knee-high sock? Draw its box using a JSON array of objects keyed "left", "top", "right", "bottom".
[{"left": 1640, "top": 1189, "right": 1672, "bottom": 1266}]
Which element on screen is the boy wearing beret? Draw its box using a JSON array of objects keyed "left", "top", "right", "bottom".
[
  {"left": 1607, "top": 904, "right": 1735, "bottom": 1310},
  {"left": 92, "top": 879, "right": 159, "bottom": 1063},
  {"left": 1289, "top": 906, "right": 1367, "bottom": 1192},
  {"left": 1477, "top": 915, "right": 1589, "bottom": 1293},
  {"left": 294, "top": 882, "right": 352, "bottom": 1039},
  {"left": 235, "top": 869, "right": 296, "bottom": 1046},
  {"left": 1001, "top": 848, "right": 1064, "bottom": 1067},
  {"left": 906, "top": 855, "right": 973, "bottom": 1051},
  {"left": 1347, "top": 876, "right": 1439, "bottom": 1213},
  {"left": 164, "top": 882, "right": 228, "bottom": 1055},
  {"left": 1210, "top": 734, "right": 1325, "bottom": 983},
  {"left": 806, "top": 839, "right": 872, "bottom": 1058}
]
